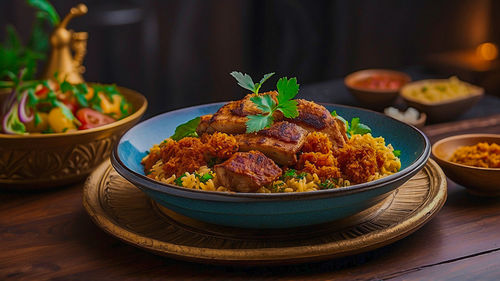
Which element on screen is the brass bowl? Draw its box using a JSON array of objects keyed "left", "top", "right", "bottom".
[
  {"left": 0, "top": 85, "right": 147, "bottom": 190},
  {"left": 432, "top": 134, "right": 500, "bottom": 196},
  {"left": 400, "top": 79, "right": 484, "bottom": 123}
]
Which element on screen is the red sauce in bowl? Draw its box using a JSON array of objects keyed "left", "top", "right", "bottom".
[{"left": 353, "top": 75, "right": 406, "bottom": 90}]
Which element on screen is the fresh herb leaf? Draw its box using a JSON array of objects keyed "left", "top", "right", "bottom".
[
  {"left": 170, "top": 117, "right": 201, "bottom": 141},
  {"left": 256, "top": 72, "right": 275, "bottom": 93},
  {"left": 27, "top": 0, "right": 60, "bottom": 26},
  {"left": 393, "top": 150, "right": 401, "bottom": 157},
  {"left": 54, "top": 100, "right": 75, "bottom": 120},
  {"left": 354, "top": 123, "right": 372, "bottom": 135},
  {"left": 319, "top": 179, "right": 338, "bottom": 190},
  {"left": 348, "top": 117, "right": 372, "bottom": 136},
  {"left": 250, "top": 94, "right": 274, "bottom": 113},
  {"left": 246, "top": 114, "right": 273, "bottom": 133},
  {"left": 174, "top": 174, "right": 186, "bottom": 186},
  {"left": 33, "top": 112, "right": 42, "bottom": 126},
  {"left": 275, "top": 77, "right": 299, "bottom": 118},
  {"left": 245, "top": 76, "right": 300, "bottom": 132},
  {"left": 61, "top": 81, "right": 89, "bottom": 107},
  {"left": 230, "top": 71, "right": 255, "bottom": 93},
  {"left": 198, "top": 173, "right": 214, "bottom": 183},
  {"left": 230, "top": 71, "right": 275, "bottom": 95},
  {"left": 60, "top": 80, "right": 73, "bottom": 93},
  {"left": 276, "top": 77, "right": 299, "bottom": 102},
  {"left": 276, "top": 99, "right": 298, "bottom": 118},
  {"left": 331, "top": 110, "right": 348, "bottom": 128},
  {"left": 27, "top": 88, "right": 38, "bottom": 107},
  {"left": 297, "top": 172, "right": 307, "bottom": 179},
  {"left": 283, "top": 169, "right": 297, "bottom": 178}
]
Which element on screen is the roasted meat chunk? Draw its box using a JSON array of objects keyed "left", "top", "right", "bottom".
[
  {"left": 214, "top": 151, "right": 282, "bottom": 192},
  {"left": 236, "top": 121, "right": 308, "bottom": 166},
  {"left": 209, "top": 92, "right": 281, "bottom": 134},
  {"left": 287, "top": 99, "right": 348, "bottom": 148},
  {"left": 196, "top": 114, "right": 215, "bottom": 135}
]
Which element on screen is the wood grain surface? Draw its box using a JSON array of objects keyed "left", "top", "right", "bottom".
[{"left": 1, "top": 114, "right": 500, "bottom": 280}]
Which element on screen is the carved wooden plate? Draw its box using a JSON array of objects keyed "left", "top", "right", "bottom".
[{"left": 83, "top": 159, "right": 447, "bottom": 265}]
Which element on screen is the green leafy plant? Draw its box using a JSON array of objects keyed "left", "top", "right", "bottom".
[
  {"left": 0, "top": 0, "right": 60, "bottom": 80},
  {"left": 230, "top": 71, "right": 275, "bottom": 95},
  {"left": 28, "top": 0, "right": 60, "bottom": 26},
  {"left": 170, "top": 117, "right": 201, "bottom": 141},
  {"left": 245, "top": 77, "right": 300, "bottom": 133}
]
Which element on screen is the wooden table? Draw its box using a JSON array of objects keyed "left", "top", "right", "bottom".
[{"left": 1, "top": 115, "right": 500, "bottom": 281}]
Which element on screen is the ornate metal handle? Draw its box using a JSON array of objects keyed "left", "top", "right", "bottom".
[{"left": 71, "top": 31, "right": 88, "bottom": 75}]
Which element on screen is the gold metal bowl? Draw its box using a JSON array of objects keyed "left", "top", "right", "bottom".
[{"left": 0, "top": 85, "right": 147, "bottom": 190}]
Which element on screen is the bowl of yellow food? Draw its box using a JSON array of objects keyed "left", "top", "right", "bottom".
[
  {"left": 432, "top": 134, "right": 500, "bottom": 196},
  {"left": 400, "top": 77, "right": 483, "bottom": 122},
  {"left": 0, "top": 79, "right": 147, "bottom": 190}
]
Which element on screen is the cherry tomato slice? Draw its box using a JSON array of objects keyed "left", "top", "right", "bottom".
[
  {"left": 35, "top": 86, "right": 50, "bottom": 97},
  {"left": 76, "top": 108, "right": 115, "bottom": 130},
  {"left": 62, "top": 99, "right": 79, "bottom": 114}
]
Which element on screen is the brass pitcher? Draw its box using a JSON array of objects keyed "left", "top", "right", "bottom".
[{"left": 42, "top": 4, "right": 88, "bottom": 84}]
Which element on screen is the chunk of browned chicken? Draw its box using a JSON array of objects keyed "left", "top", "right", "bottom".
[
  {"left": 196, "top": 114, "right": 215, "bottom": 136},
  {"left": 208, "top": 91, "right": 282, "bottom": 134},
  {"left": 286, "top": 99, "right": 348, "bottom": 148},
  {"left": 236, "top": 121, "right": 308, "bottom": 166},
  {"left": 214, "top": 150, "right": 282, "bottom": 192}
]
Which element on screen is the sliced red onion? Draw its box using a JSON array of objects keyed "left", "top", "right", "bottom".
[
  {"left": 2, "top": 88, "right": 16, "bottom": 117},
  {"left": 17, "top": 90, "right": 33, "bottom": 123},
  {"left": 2, "top": 104, "right": 16, "bottom": 134}
]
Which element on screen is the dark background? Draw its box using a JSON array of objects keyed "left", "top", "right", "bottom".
[{"left": 1, "top": 0, "right": 499, "bottom": 117}]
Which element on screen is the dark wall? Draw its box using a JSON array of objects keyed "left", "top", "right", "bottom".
[{"left": 1, "top": 0, "right": 497, "bottom": 116}]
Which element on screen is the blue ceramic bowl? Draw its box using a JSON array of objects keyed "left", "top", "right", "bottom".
[{"left": 111, "top": 103, "right": 430, "bottom": 229}]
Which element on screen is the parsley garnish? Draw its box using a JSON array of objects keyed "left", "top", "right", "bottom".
[
  {"left": 393, "top": 150, "right": 401, "bottom": 157},
  {"left": 319, "top": 179, "right": 338, "bottom": 190},
  {"left": 331, "top": 110, "right": 348, "bottom": 128},
  {"left": 331, "top": 111, "right": 371, "bottom": 138},
  {"left": 282, "top": 169, "right": 297, "bottom": 178},
  {"left": 174, "top": 174, "right": 186, "bottom": 186},
  {"left": 170, "top": 117, "right": 201, "bottom": 141},
  {"left": 245, "top": 77, "right": 300, "bottom": 133},
  {"left": 197, "top": 173, "right": 214, "bottom": 183},
  {"left": 296, "top": 172, "right": 307, "bottom": 180},
  {"left": 60, "top": 80, "right": 89, "bottom": 107},
  {"left": 348, "top": 117, "right": 371, "bottom": 136},
  {"left": 280, "top": 169, "right": 307, "bottom": 180},
  {"left": 230, "top": 71, "right": 275, "bottom": 95}
]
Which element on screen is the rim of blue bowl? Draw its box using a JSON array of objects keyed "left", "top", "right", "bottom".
[{"left": 111, "top": 102, "right": 431, "bottom": 202}]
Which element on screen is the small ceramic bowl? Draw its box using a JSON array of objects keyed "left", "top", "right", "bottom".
[
  {"left": 400, "top": 79, "right": 483, "bottom": 123},
  {"left": 432, "top": 134, "right": 500, "bottom": 196},
  {"left": 345, "top": 69, "right": 411, "bottom": 111},
  {"left": 111, "top": 103, "right": 430, "bottom": 229},
  {"left": 0, "top": 85, "right": 147, "bottom": 190}
]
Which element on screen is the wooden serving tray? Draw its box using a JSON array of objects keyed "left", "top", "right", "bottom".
[{"left": 83, "top": 159, "right": 447, "bottom": 265}]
